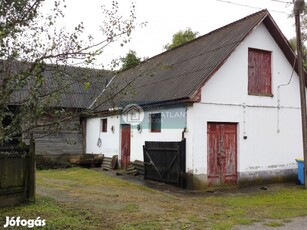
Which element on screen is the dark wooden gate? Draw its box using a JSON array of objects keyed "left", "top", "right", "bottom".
[
  {"left": 143, "top": 139, "right": 186, "bottom": 188},
  {"left": 207, "top": 123, "right": 237, "bottom": 186},
  {"left": 121, "top": 124, "right": 131, "bottom": 169},
  {"left": 0, "top": 138, "right": 35, "bottom": 207}
]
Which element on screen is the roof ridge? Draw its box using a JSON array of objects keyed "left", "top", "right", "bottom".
[
  {"left": 92, "top": 9, "right": 280, "bottom": 111},
  {"left": 198, "top": 9, "right": 268, "bottom": 40},
  {"left": 136, "top": 9, "right": 269, "bottom": 66}
]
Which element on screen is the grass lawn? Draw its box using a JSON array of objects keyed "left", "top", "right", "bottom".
[{"left": 1, "top": 167, "right": 307, "bottom": 229}]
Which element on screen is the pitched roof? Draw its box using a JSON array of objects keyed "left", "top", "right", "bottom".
[
  {"left": 1, "top": 61, "right": 110, "bottom": 109},
  {"left": 90, "top": 9, "right": 297, "bottom": 111},
  {"left": 38, "top": 65, "right": 110, "bottom": 109}
]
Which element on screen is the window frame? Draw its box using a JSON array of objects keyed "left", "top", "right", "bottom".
[
  {"left": 101, "top": 118, "right": 107, "bottom": 133},
  {"left": 150, "top": 113, "right": 161, "bottom": 133},
  {"left": 248, "top": 48, "right": 273, "bottom": 97}
]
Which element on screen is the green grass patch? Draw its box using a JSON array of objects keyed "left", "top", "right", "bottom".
[
  {"left": 0, "top": 196, "right": 100, "bottom": 229},
  {"left": 118, "top": 220, "right": 190, "bottom": 230},
  {"left": 187, "top": 214, "right": 202, "bottom": 223},
  {"left": 119, "top": 221, "right": 163, "bottom": 230},
  {"left": 197, "top": 186, "right": 307, "bottom": 227},
  {"left": 264, "top": 221, "right": 284, "bottom": 227},
  {"left": 37, "top": 168, "right": 158, "bottom": 193},
  {"left": 13, "top": 168, "right": 307, "bottom": 230},
  {"left": 123, "top": 203, "right": 139, "bottom": 212}
]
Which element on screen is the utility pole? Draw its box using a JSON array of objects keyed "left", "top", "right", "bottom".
[{"left": 294, "top": 0, "right": 307, "bottom": 188}]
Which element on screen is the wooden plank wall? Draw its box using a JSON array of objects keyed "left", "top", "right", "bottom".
[
  {"left": 34, "top": 131, "right": 83, "bottom": 155},
  {"left": 24, "top": 115, "right": 84, "bottom": 155},
  {"left": 0, "top": 140, "right": 35, "bottom": 207},
  {"left": 0, "top": 154, "right": 27, "bottom": 206}
]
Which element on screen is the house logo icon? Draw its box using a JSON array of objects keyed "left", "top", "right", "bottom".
[{"left": 122, "top": 104, "right": 144, "bottom": 125}]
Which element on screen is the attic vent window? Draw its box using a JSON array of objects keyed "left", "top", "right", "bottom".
[{"left": 248, "top": 48, "right": 272, "bottom": 96}]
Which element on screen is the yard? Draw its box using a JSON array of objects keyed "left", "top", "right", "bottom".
[{"left": 1, "top": 168, "right": 307, "bottom": 229}]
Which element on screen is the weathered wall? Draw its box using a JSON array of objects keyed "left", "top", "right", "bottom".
[
  {"left": 186, "top": 22, "right": 303, "bottom": 188},
  {"left": 130, "top": 106, "right": 186, "bottom": 161},
  {"left": 85, "top": 106, "right": 186, "bottom": 163},
  {"left": 27, "top": 116, "right": 84, "bottom": 155},
  {"left": 86, "top": 115, "right": 120, "bottom": 156}
]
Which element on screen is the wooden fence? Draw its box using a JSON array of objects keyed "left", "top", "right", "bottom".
[{"left": 0, "top": 138, "right": 35, "bottom": 207}]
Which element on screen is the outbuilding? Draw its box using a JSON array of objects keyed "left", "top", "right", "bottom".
[{"left": 86, "top": 10, "right": 304, "bottom": 189}]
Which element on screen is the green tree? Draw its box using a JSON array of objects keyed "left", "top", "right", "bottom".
[
  {"left": 0, "top": 0, "right": 136, "bottom": 144},
  {"left": 289, "top": 37, "right": 307, "bottom": 68},
  {"left": 120, "top": 50, "right": 141, "bottom": 70},
  {"left": 298, "top": 6, "right": 307, "bottom": 42},
  {"left": 164, "top": 28, "right": 198, "bottom": 50}
]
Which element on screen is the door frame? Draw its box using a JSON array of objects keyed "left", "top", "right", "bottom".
[
  {"left": 207, "top": 122, "right": 238, "bottom": 186},
  {"left": 120, "top": 124, "right": 131, "bottom": 169}
]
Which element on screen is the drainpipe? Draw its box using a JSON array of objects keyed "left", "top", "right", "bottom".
[{"left": 182, "top": 107, "right": 188, "bottom": 140}]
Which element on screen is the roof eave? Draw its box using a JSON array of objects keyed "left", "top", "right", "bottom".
[
  {"left": 83, "top": 97, "right": 195, "bottom": 118},
  {"left": 263, "top": 14, "right": 307, "bottom": 85}
]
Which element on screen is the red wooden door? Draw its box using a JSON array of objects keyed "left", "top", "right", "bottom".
[
  {"left": 121, "top": 124, "right": 131, "bottom": 169},
  {"left": 248, "top": 48, "right": 272, "bottom": 96},
  {"left": 207, "top": 123, "right": 237, "bottom": 186}
]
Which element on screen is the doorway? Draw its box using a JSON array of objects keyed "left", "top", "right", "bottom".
[
  {"left": 121, "top": 124, "right": 131, "bottom": 169},
  {"left": 207, "top": 122, "right": 237, "bottom": 186}
]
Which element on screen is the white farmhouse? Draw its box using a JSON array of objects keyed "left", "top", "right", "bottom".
[{"left": 85, "top": 10, "right": 304, "bottom": 189}]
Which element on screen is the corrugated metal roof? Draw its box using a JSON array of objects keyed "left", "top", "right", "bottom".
[
  {"left": 1, "top": 62, "right": 110, "bottom": 109},
  {"left": 92, "top": 9, "right": 295, "bottom": 111},
  {"left": 3, "top": 9, "right": 296, "bottom": 113}
]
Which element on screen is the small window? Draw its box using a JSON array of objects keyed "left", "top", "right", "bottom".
[
  {"left": 248, "top": 48, "right": 272, "bottom": 96},
  {"left": 150, "top": 113, "right": 161, "bottom": 133},
  {"left": 101, "top": 118, "right": 107, "bottom": 132}
]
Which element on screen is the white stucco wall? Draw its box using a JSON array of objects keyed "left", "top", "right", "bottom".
[
  {"left": 187, "top": 23, "right": 303, "bottom": 177},
  {"left": 86, "top": 115, "right": 120, "bottom": 157},
  {"left": 86, "top": 107, "right": 186, "bottom": 162},
  {"left": 185, "top": 104, "right": 195, "bottom": 174},
  {"left": 128, "top": 106, "right": 186, "bottom": 161}
]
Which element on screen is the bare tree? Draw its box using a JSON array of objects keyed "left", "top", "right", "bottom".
[{"left": 0, "top": 0, "right": 137, "bottom": 144}]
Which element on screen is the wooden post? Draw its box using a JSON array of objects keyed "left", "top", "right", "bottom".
[
  {"left": 180, "top": 139, "right": 186, "bottom": 189},
  {"left": 28, "top": 134, "right": 35, "bottom": 202},
  {"left": 81, "top": 119, "right": 87, "bottom": 154},
  {"left": 294, "top": 0, "right": 307, "bottom": 188},
  {"left": 23, "top": 149, "right": 29, "bottom": 200}
]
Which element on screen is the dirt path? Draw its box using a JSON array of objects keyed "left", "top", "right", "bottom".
[{"left": 234, "top": 217, "right": 307, "bottom": 230}]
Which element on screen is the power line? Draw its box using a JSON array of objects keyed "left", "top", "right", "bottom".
[
  {"left": 216, "top": 0, "right": 262, "bottom": 10},
  {"left": 215, "top": 0, "right": 292, "bottom": 15},
  {"left": 271, "top": 0, "right": 292, "bottom": 3},
  {"left": 270, "top": 0, "right": 293, "bottom": 5},
  {"left": 270, "top": 0, "right": 293, "bottom": 8}
]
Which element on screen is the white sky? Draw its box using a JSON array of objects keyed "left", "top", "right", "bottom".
[{"left": 49, "top": 0, "right": 296, "bottom": 68}]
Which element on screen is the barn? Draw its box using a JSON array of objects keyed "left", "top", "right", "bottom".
[
  {"left": 85, "top": 10, "right": 304, "bottom": 189},
  {"left": 1, "top": 62, "right": 108, "bottom": 157}
]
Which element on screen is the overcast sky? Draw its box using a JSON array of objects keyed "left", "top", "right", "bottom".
[{"left": 52, "top": 0, "right": 296, "bottom": 68}]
